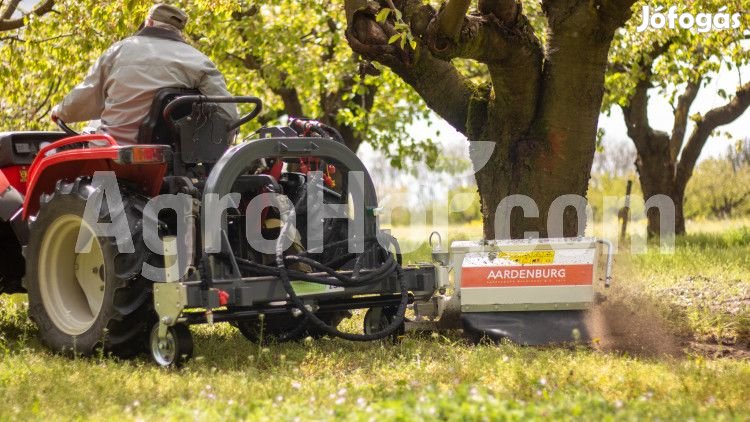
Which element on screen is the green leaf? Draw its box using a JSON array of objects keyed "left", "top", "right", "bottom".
[
  {"left": 375, "top": 8, "right": 391, "bottom": 23},
  {"left": 388, "top": 33, "right": 401, "bottom": 44}
]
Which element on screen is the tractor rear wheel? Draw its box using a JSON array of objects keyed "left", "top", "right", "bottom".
[{"left": 25, "top": 178, "right": 153, "bottom": 357}]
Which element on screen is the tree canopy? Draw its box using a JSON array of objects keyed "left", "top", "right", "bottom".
[
  {"left": 343, "top": 0, "right": 637, "bottom": 237},
  {"left": 0, "top": 0, "right": 438, "bottom": 166},
  {"left": 5, "top": 0, "right": 746, "bottom": 236}
]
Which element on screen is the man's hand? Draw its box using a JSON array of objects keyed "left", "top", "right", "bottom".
[{"left": 50, "top": 105, "right": 61, "bottom": 122}]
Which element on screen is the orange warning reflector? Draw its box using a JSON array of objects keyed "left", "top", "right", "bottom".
[
  {"left": 462, "top": 264, "right": 594, "bottom": 288},
  {"left": 117, "top": 146, "right": 168, "bottom": 164}
]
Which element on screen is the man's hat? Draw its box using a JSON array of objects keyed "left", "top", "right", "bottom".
[{"left": 147, "top": 3, "right": 188, "bottom": 30}]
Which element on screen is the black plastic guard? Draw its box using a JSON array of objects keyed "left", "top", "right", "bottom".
[{"left": 462, "top": 310, "right": 590, "bottom": 345}]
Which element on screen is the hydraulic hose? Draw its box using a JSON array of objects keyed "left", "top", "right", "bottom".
[
  {"left": 235, "top": 181, "right": 408, "bottom": 341},
  {"left": 274, "top": 212, "right": 408, "bottom": 341},
  {"left": 233, "top": 247, "right": 397, "bottom": 288}
]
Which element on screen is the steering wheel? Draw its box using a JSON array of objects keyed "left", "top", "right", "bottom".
[{"left": 52, "top": 115, "right": 80, "bottom": 136}]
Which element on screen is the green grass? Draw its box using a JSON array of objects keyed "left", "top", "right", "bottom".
[
  {"left": 618, "top": 228, "right": 750, "bottom": 343},
  {"left": 0, "top": 225, "right": 749, "bottom": 420}
]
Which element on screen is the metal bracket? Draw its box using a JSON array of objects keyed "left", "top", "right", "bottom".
[
  {"left": 153, "top": 282, "right": 188, "bottom": 339},
  {"left": 154, "top": 235, "right": 188, "bottom": 341}
]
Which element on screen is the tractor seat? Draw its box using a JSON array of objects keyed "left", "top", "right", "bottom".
[
  {"left": 136, "top": 87, "right": 200, "bottom": 145},
  {"left": 136, "top": 88, "right": 233, "bottom": 165}
]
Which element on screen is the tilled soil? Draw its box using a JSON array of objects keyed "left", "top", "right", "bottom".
[{"left": 586, "top": 294, "right": 750, "bottom": 360}]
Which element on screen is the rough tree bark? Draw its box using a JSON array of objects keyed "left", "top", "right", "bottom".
[
  {"left": 621, "top": 43, "right": 750, "bottom": 237},
  {"left": 344, "top": 0, "right": 636, "bottom": 238}
]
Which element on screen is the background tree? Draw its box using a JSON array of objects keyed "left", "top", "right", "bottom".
[
  {"left": 604, "top": 0, "right": 750, "bottom": 237},
  {"left": 685, "top": 153, "right": 750, "bottom": 220},
  {"left": 728, "top": 137, "right": 750, "bottom": 170},
  {"left": 343, "top": 0, "right": 637, "bottom": 238},
  {"left": 0, "top": 0, "right": 437, "bottom": 165},
  {"left": 591, "top": 141, "right": 636, "bottom": 177}
]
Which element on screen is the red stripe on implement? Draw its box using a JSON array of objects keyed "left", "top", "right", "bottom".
[{"left": 461, "top": 264, "right": 594, "bottom": 288}]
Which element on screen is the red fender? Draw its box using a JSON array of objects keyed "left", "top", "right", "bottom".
[{"left": 22, "top": 134, "right": 169, "bottom": 219}]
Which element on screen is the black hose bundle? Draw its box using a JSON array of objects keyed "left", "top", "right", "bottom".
[
  {"left": 234, "top": 184, "right": 407, "bottom": 341},
  {"left": 288, "top": 118, "right": 346, "bottom": 145}
]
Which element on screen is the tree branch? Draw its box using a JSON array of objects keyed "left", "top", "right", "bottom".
[
  {"left": 478, "top": 0, "right": 520, "bottom": 24},
  {"left": 669, "top": 78, "right": 700, "bottom": 161},
  {"left": 435, "top": 0, "right": 470, "bottom": 40},
  {"left": 230, "top": 52, "right": 306, "bottom": 118},
  {"left": 597, "top": 0, "right": 638, "bottom": 29},
  {"left": 276, "top": 84, "right": 304, "bottom": 117},
  {"left": 0, "top": 0, "right": 20, "bottom": 20},
  {"left": 677, "top": 81, "right": 750, "bottom": 187},
  {"left": 30, "top": 76, "right": 60, "bottom": 120},
  {"left": 619, "top": 38, "right": 674, "bottom": 152},
  {"left": 0, "top": 0, "right": 54, "bottom": 32},
  {"left": 425, "top": 13, "right": 540, "bottom": 64},
  {"left": 345, "top": 1, "right": 475, "bottom": 134},
  {"left": 412, "top": 0, "right": 541, "bottom": 66},
  {"left": 319, "top": 74, "right": 376, "bottom": 151},
  {"left": 621, "top": 79, "right": 656, "bottom": 153}
]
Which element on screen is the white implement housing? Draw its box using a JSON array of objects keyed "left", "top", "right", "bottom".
[{"left": 407, "top": 235, "right": 614, "bottom": 344}]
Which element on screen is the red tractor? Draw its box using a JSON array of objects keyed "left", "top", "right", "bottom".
[
  {"left": 0, "top": 90, "right": 436, "bottom": 366},
  {"left": 0, "top": 90, "right": 614, "bottom": 367}
]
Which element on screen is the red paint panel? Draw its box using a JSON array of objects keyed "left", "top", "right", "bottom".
[
  {"left": 0, "top": 166, "right": 27, "bottom": 194},
  {"left": 462, "top": 264, "right": 594, "bottom": 288}
]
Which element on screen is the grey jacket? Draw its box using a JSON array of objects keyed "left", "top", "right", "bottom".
[{"left": 52, "top": 27, "right": 238, "bottom": 144}]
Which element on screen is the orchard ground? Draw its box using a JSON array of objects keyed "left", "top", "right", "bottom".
[{"left": 0, "top": 219, "right": 748, "bottom": 420}]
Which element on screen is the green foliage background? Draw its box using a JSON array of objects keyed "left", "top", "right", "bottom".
[
  {"left": 604, "top": 0, "right": 750, "bottom": 113},
  {"left": 0, "top": 0, "right": 436, "bottom": 164}
]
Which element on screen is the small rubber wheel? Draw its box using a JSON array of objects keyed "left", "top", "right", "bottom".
[
  {"left": 363, "top": 306, "right": 404, "bottom": 341},
  {"left": 149, "top": 323, "right": 193, "bottom": 368}
]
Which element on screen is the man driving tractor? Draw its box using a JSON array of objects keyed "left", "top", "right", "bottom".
[{"left": 50, "top": 3, "right": 237, "bottom": 145}]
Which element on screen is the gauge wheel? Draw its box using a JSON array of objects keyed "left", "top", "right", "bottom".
[
  {"left": 364, "top": 306, "right": 404, "bottom": 342},
  {"left": 149, "top": 323, "right": 193, "bottom": 367}
]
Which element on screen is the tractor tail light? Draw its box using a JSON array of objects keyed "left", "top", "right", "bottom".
[{"left": 117, "top": 146, "right": 170, "bottom": 164}]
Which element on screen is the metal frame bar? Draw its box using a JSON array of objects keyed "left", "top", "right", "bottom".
[{"left": 200, "top": 136, "right": 381, "bottom": 284}]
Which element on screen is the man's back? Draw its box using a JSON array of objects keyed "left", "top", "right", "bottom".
[{"left": 53, "top": 19, "right": 237, "bottom": 145}]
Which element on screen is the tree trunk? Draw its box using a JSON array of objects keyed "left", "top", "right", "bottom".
[
  {"left": 471, "top": 7, "right": 617, "bottom": 239},
  {"left": 475, "top": 37, "right": 611, "bottom": 239},
  {"left": 635, "top": 146, "right": 686, "bottom": 237},
  {"left": 344, "top": 0, "right": 635, "bottom": 239}
]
